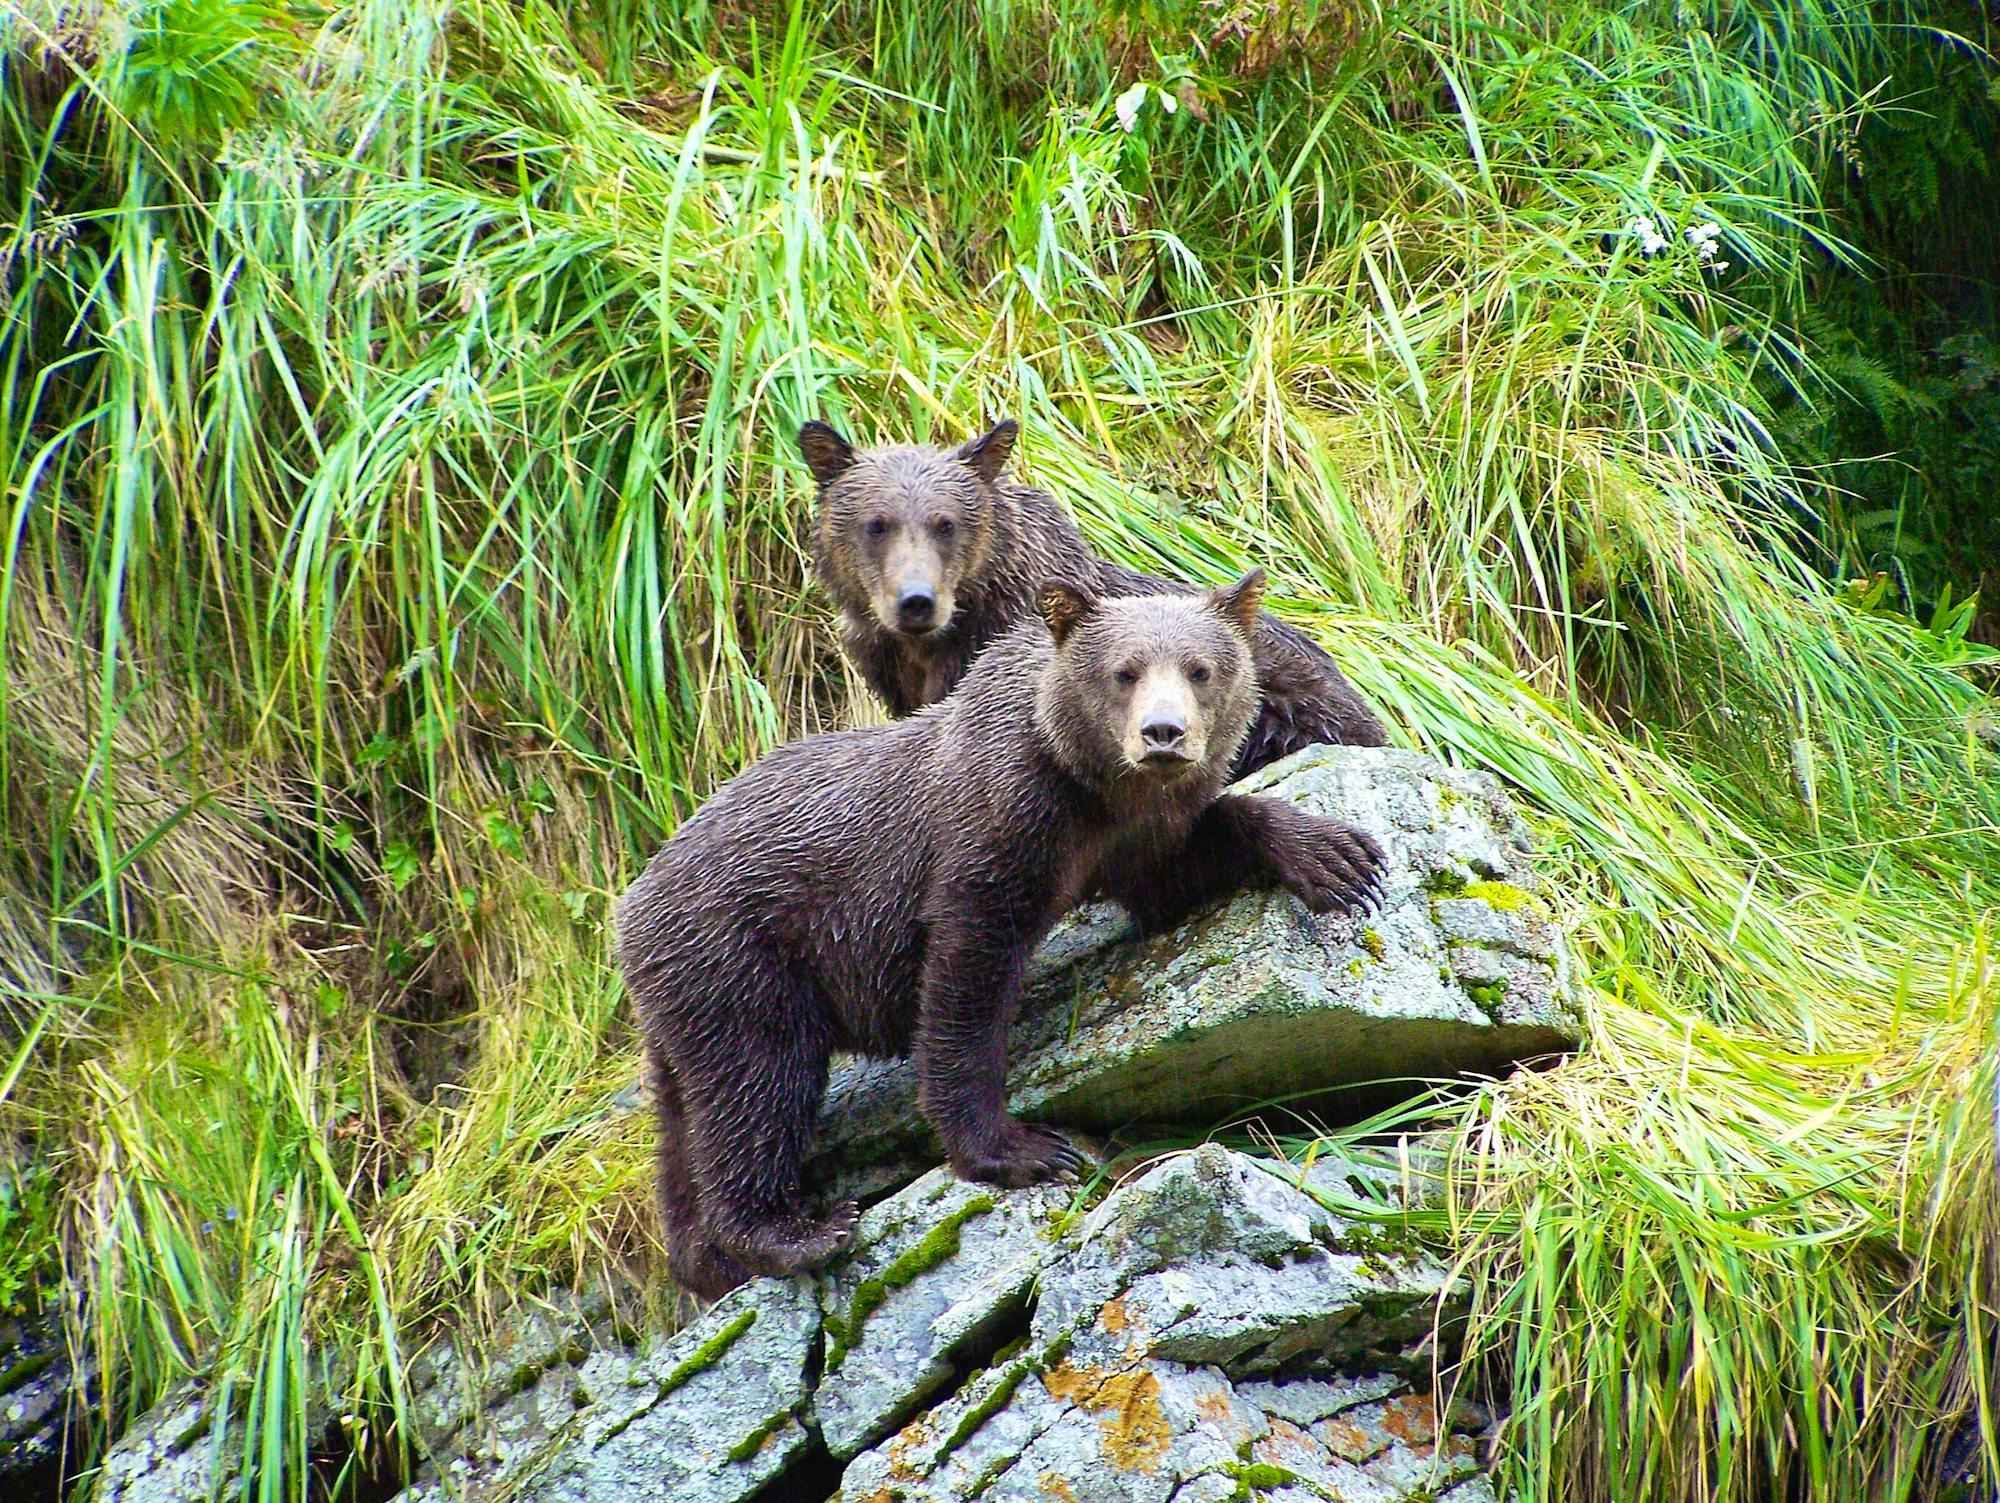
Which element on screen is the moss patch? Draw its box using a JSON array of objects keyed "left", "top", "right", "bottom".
[
  {"left": 1421, "top": 868, "right": 1468, "bottom": 897},
  {"left": 1360, "top": 927, "right": 1387, "bottom": 960},
  {"left": 656, "top": 1306, "right": 756, "bottom": 1401},
  {"left": 1227, "top": 1459, "right": 1303, "bottom": 1498},
  {"left": 724, "top": 1402, "right": 796, "bottom": 1463},
  {"left": 0, "top": 1344, "right": 58, "bottom": 1394},
  {"left": 1460, "top": 879, "right": 1545, "bottom": 914},
  {"left": 592, "top": 1306, "right": 763, "bottom": 1445},
  {"left": 1467, "top": 979, "right": 1510, "bottom": 1012},
  {"left": 938, "top": 1356, "right": 1033, "bottom": 1461},
  {"left": 823, "top": 1193, "right": 996, "bottom": 1373}
]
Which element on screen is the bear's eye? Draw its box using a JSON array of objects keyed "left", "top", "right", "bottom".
[
  {"left": 933, "top": 517, "right": 956, "bottom": 539},
  {"left": 1189, "top": 665, "right": 1211, "bottom": 684},
  {"left": 1114, "top": 667, "right": 1139, "bottom": 687},
  {"left": 864, "top": 517, "right": 889, "bottom": 539}
]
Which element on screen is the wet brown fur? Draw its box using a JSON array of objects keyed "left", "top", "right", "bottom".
[
  {"left": 801, "top": 419, "right": 1390, "bottom": 775},
  {"left": 614, "top": 578, "right": 1385, "bottom": 1300}
]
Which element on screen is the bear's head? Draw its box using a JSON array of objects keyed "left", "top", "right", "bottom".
[
  {"left": 799, "top": 419, "right": 1016, "bottom": 641},
  {"left": 1032, "top": 571, "right": 1265, "bottom": 788}
]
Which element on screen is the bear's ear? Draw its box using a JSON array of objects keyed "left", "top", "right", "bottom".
[
  {"left": 955, "top": 419, "right": 1018, "bottom": 484},
  {"left": 797, "top": 421, "right": 856, "bottom": 487},
  {"left": 1206, "top": 568, "right": 1266, "bottom": 637},
  {"left": 1036, "top": 581, "right": 1098, "bottom": 647}
]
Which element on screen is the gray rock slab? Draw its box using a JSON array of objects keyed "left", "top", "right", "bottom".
[
  {"left": 93, "top": 1384, "right": 236, "bottom": 1503},
  {"left": 814, "top": 1167, "right": 1077, "bottom": 1460},
  {"left": 1032, "top": 1146, "right": 1456, "bottom": 1377},
  {"left": 404, "top": 1286, "right": 621, "bottom": 1460},
  {"left": 383, "top": 1145, "right": 1489, "bottom": 1503},
  {"left": 838, "top": 1145, "right": 1476, "bottom": 1503},
  {"left": 390, "top": 1277, "right": 820, "bottom": 1503},
  {"left": 0, "top": 1309, "right": 84, "bottom": 1486},
  {"left": 512, "top": 1276, "right": 819, "bottom": 1503}
]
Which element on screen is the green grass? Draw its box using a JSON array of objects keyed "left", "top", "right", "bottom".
[{"left": 0, "top": 0, "right": 1994, "bottom": 1498}]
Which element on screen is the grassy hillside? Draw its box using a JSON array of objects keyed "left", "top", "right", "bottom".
[{"left": 0, "top": 1, "right": 1994, "bottom": 1499}]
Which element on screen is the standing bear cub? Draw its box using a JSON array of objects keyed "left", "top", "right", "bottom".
[
  {"left": 801, "top": 418, "right": 1388, "bottom": 777},
  {"left": 614, "top": 573, "right": 1385, "bottom": 1299}
]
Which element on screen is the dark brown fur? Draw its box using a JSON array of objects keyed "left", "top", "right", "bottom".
[
  {"left": 614, "top": 577, "right": 1385, "bottom": 1300},
  {"left": 800, "top": 419, "right": 1389, "bottom": 775}
]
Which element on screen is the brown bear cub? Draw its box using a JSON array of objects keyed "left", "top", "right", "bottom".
[
  {"left": 614, "top": 572, "right": 1385, "bottom": 1299},
  {"left": 801, "top": 418, "right": 1389, "bottom": 776}
]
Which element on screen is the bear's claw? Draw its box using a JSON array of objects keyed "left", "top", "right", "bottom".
[
  {"left": 718, "top": 1201, "right": 861, "bottom": 1280},
  {"left": 954, "top": 1121, "right": 1094, "bottom": 1188},
  {"left": 1272, "top": 813, "right": 1386, "bottom": 915}
]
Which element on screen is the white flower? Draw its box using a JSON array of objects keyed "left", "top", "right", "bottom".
[
  {"left": 1626, "top": 215, "right": 1667, "bottom": 255},
  {"left": 1686, "top": 221, "right": 1722, "bottom": 244},
  {"left": 1115, "top": 83, "right": 1148, "bottom": 133},
  {"left": 1159, "top": 88, "right": 1178, "bottom": 115}
]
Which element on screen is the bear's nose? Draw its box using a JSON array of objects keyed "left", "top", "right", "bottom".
[
  {"left": 897, "top": 589, "right": 936, "bottom": 627},
  {"left": 1140, "top": 715, "right": 1187, "bottom": 752}
]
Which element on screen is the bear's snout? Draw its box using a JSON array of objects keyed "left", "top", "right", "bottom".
[{"left": 1140, "top": 713, "right": 1189, "bottom": 756}]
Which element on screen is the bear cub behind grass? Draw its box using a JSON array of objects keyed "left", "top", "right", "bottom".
[
  {"left": 802, "top": 417, "right": 1388, "bottom": 777},
  {"left": 615, "top": 571, "right": 1385, "bottom": 1299}
]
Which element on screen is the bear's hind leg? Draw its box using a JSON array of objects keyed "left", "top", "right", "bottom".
[
  {"left": 647, "top": 1044, "right": 753, "bottom": 1300},
  {"left": 681, "top": 965, "right": 857, "bottom": 1280}
]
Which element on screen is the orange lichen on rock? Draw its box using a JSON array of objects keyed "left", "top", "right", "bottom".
[
  {"left": 1042, "top": 1362, "right": 1173, "bottom": 1472},
  {"left": 1381, "top": 1392, "right": 1438, "bottom": 1456},
  {"left": 882, "top": 1416, "right": 933, "bottom": 1481},
  {"left": 1320, "top": 1416, "right": 1382, "bottom": 1462},
  {"left": 1041, "top": 1361, "right": 1102, "bottom": 1406},
  {"left": 1194, "top": 1390, "right": 1236, "bottom": 1426},
  {"left": 1253, "top": 1417, "right": 1323, "bottom": 1471},
  {"left": 1040, "top": 1474, "right": 1080, "bottom": 1502},
  {"left": 1098, "top": 1295, "right": 1130, "bottom": 1334}
]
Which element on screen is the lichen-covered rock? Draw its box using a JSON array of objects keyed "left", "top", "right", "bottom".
[
  {"left": 812, "top": 746, "right": 1578, "bottom": 1185},
  {"left": 389, "top": 1146, "right": 1479, "bottom": 1503},
  {"left": 837, "top": 1145, "right": 1476, "bottom": 1503},
  {"left": 0, "top": 1308, "right": 84, "bottom": 1491},
  {"left": 92, "top": 1383, "right": 239, "bottom": 1503},
  {"left": 815, "top": 1168, "right": 1076, "bottom": 1460},
  {"left": 444, "top": 1276, "right": 821, "bottom": 1503},
  {"left": 1031, "top": 1147, "right": 1453, "bottom": 1378},
  {"left": 404, "top": 1287, "right": 625, "bottom": 1463},
  {"left": 840, "top": 1355, "right": 1486, "bottom": 1503}
]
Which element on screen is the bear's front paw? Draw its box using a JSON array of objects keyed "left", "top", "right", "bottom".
[
  {"left": 951, "top": 1120, "right": 1092, "bottom": 1189},
  {"left": 1271, "top": 813, "right": 1385, "bottom": 914}
]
